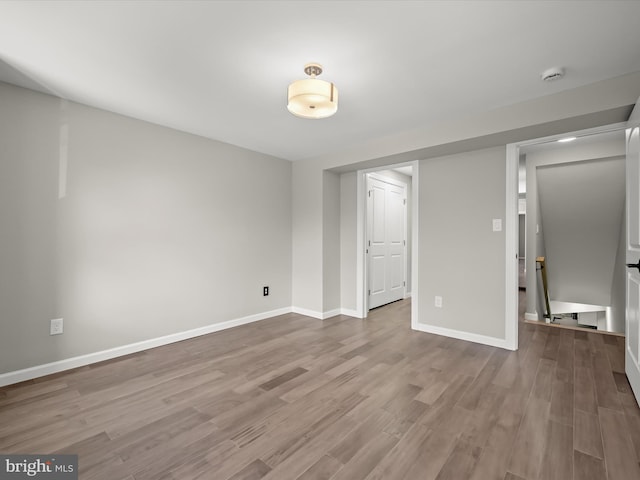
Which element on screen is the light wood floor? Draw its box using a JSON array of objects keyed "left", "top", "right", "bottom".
[{"left": 1, "top": 295, "right": 639, "bottom": 480}]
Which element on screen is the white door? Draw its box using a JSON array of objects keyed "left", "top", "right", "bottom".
[
  {"left": 626, "top": 106, "right": 640, "bottom": 404},
  {"left": 367, "top": 175, "right": 406, "bottom": 309}
]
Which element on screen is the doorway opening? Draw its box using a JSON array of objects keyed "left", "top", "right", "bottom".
[
  {"left": 507, "top": 122, "right": 628, "bottom": 346},
  {"left": 356, "top": 161, "right": 419, "bottom": 325}
]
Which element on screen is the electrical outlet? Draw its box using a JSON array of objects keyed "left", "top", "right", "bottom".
[
  {"left": 263, "top": 286, "right": 269, "bottom": 296},
  {"left": 435, "top": 296, "right": 443, "bottom": 308},
  {"left": 50, "top": 318, "right": 63, "bottom": 335}
]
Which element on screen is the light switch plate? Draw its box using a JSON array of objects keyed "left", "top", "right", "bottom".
[{"left": 492, "top": 219, "right": 502, "bottom": 232}]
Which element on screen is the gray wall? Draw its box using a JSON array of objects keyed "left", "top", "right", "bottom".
[
  {"left": 292, "top": 161, "right": 323, "bottom": 314},
  {"left": 535, "top": 193, "right": 548, "bottom": 318},
  {"left": 536, "top": 157, "right": 625, "bottom": 306},
  {"left": 3, "top": 72, "right": 638, "bottom": 376},
  {"left": 323, "top": 171, "right": 341, "bottom": 312},
  {"left": 524, "top": 138, "right": 625, "bottom": 319},
  {"left": 340, "top": 172, "right": 358, "bottom": 312},
  {"left": 418, "top": 147, "right": 506, "bottom": 339},
  {"left": 0, "top": 82, "right": 292, "bottom": 374},
  {"left": 296, "top": 74, "right": 639, "bottom": 335},
  {"left": 518, "top": 214, "right": 526, "bottom": 259},
  {"left": 610, "top": 208, "right": 627, "bottom": 333}
]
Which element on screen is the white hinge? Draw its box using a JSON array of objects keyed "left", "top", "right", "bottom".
[
  {"left": 368, "top": 240, "right": 371, "bottom": 246},
  {"left": 368, "top": 290, "right": 371, "bottom": 296},
  {"left": 403, "top": 198, "right": 406, "bottom": 205},
  {"left": 368, "top": 190, "right": 372, "bottom": 197},
  {"left": 403, "top": 281, "right": 406, "bottom": 287},
  {"left": 403, "top": 240, "right": 406, "bottom": 246}
]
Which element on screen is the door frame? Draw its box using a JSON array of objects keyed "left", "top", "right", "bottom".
[
  {"left": 356, "top": 161, "right": 419, "bottom": 324},
  {"left": 505, "top": 122, "right": 628, "bottom": 350}
]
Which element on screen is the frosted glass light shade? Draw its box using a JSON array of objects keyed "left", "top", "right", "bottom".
[{"left": 287, "top": 78, "right": 338, "bottom": 119}]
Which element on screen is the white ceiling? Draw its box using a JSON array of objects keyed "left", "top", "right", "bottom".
[{"left": 1, "top": 1, "right": 639, "bottom": 162}]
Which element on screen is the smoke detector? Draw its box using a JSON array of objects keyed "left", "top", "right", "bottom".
[{"left": 541, "top": 67, "right": 565, "bottom": 82}]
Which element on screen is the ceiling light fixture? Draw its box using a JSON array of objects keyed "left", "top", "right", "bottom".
[
  {"left": 557, "top": 136, "right": 577, "bottom": 143},
  {"left": 287, "top": 63, "right": 338, "bottom": 119}
]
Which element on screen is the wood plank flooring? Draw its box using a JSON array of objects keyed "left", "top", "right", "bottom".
[{"left": 1, "top": 294, "right": 639, "bottom": 480}]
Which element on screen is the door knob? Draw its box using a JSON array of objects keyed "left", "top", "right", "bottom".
[{"left": 627, "top": 261, "right": 640, "bottom": 272}]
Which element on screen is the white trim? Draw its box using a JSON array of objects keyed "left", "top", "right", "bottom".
[
  {"left": 322, "top": 308, "right": 342, "bottom": 319},
  {"left": 340, "top": 308, "right": 362, "bottom": 318},
  {"left": 0, "top": 307, "right": 292, "bottom": 387},
  {"left": 413, "top": 322, "right": 512, "bottom": 350},
  {"left": 411, "top": 161, "right": 419, "bottom": 330},
  {"left": 291, "top": 306, "right": 324, "bottom": 319},
  {"left": 505, "top": 145, "right": 519, "bottom": 350},
  {"left": 403, "top": 291, "right": 412, "bottom": 300},
  {"left": 290, "top": 306, "right": 349, "bottom": 320},
  {"left": 525, "top": 312, "right": 539, "bottom": 321}
]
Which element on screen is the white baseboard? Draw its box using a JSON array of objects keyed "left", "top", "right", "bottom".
[
  {"left": 524, "top": 312, "right": 539, "bottom": 321},
  {"left": 322, "top": 309, "right": 342, "bottom": 319},
  {"left": 340, "top": 308, "right": 362, "bottom": 318},
  {"left": 0, "top": 306, "right": 292, "bottom": 388},
  {"left": 291, "top": 306, "right": 324, "bottom": 319},
  {"left": 290, "top": 306, "right": 348, "bottom": 320},
  {"left": 412, "top": 322, "right": 514, "bottom": 350},
  {"left": 404, "top": 291, "right": 412, "bottom": 299}
]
